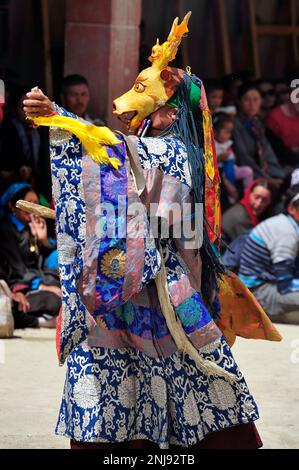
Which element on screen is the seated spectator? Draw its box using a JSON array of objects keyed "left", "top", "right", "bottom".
[
  {"left": 221, "top": 231, "right": 251, "bottom": 273},
  {"left": 214, "top": 113, "right": 253, "bottom": 202},
  {"left": 205, "top": 80, "right": 224, "bottom": 114},
  {"left": 222, "top": 179, "right": 273, "bottom": 244},
  {"left": 232, "top": 83, "right": 285, "bottom": 183},
  {"left": 222, "top": 73, "right": 244, "bottom": 107},
  {"left": 238, "top": 184, "right": 299, "bottom": 320},
  {"left": 256, "top": 79, "right": 276, "bottom": 119},
  {"left": 266, "top": 100, "right": 299, "bottom": 168},
  {"left": 218, "top": 169, "right": 237, "bottom": 212},
  {"left": 0, "top": 183, "right": 61, "bottom": 328},
  {"left": 0, "top": 86, "right": 51, "bottom": 199},
  {"left": 274, "top": 80, "right": 290, "bottom": 106},
  {"left": 60, "top": 74, "right": 104, "bottom": 125}
]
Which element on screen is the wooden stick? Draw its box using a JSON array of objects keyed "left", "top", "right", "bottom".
[
  {"left": 217, "top": 0, "right": 232, "bottom": 75},
  {"left": 248, "top": 0, "right": 260, "bottom": 78},
  {"left": 41, "top": 0, "right": 53, "bottom": 98},
  {"left": 291, "top": 0, "right": 299, "bottom": 63},
  {"left": 16, "top": 200, "right": 56, "bottom": 219}
]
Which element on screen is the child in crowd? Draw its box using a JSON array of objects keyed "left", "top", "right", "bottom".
[
  {"left": 213, "top": 113, "right": 254, "bottom": 202},
  {"left": 205, "top": 80, "right": 224, "bottom": 114}
]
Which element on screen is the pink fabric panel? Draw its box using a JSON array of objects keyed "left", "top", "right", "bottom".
[
  {"left": 122, "top": 158, "right": 145, "bottom": 301},
  {"left": 80, "top": 156, "right": 102, "bottom": 314}
]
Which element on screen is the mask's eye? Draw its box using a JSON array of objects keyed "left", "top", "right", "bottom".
[{"left": 134, "top": 82, "right": 146, "bottom": 93}]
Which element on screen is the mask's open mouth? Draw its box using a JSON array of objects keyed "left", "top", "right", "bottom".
[{"left": 117, "top": 111, "right": 138, "bottom": 128}]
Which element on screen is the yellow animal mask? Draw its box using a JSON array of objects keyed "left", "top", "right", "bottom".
[{"left": 113, "top": 12, "right": 191, "bottom": 131}]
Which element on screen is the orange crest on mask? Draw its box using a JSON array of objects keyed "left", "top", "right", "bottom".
[{"left": 113, "top": 12, "right": 191, "bottom": 131}]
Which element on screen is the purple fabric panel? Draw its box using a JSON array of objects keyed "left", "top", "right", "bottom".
[
  {"left": 87, "top": 320, "right": 222, "bottom": 357},
  {"left": 141, "top": 168, "right": 191, "bottom": 225},
  {"left": 189, "top": 321, "right": 222, "bottom": 350},
  {"left": 88, "top": 325, "right": 177, "bottom": 357},
  {"left": 80, "top": 155, "right": 102, "bottom": 314},
  {"left": 141, "top": 167, "right": 202, "bottom": 292},
  {"left": 122, "top": 158, "right": 145, "bottom": 301},
  {"left": 168, "top": 274, "right": 196, "bottom": 307}
]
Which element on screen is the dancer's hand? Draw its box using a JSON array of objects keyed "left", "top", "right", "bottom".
[{"left": 23, "top": 88, "right": 55, "bottom": 118}]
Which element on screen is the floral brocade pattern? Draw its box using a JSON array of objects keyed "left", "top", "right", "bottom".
[
  {"left": 55, "top": 338, "right": 259, "bottom": 448},
  {"left": 51, "top": 123, "right": 90, "bottom": 363},
  {"left": 138, "top": 137, "right": 192, "bottom": 187}
]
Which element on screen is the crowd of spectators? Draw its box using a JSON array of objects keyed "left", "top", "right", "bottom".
[
  {"left": 207, "top": 72, "right": 299, "bottom": 321},
  {"left": 0, "top": 66, "right": 299, "bottom": 328},
  {"left": 0, "top": 71, "right": 103, "bottom": 330}
]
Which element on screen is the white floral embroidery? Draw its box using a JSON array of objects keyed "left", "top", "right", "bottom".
[
  {"left": 151, "top": 376, "right": 167, "bottom": 408},
  {"left": 138, "top": 137, "right": 192, "bottom": 187},
  {"left": 56, "top": 418, "right": 66, "bottom": 435},
  {"left": 73, "top": 375, "right": 101, "bottom": 409},
  {"left": 57, "top": 232, "right": 76, "bottom": 265},
  {"left": 183, "top": 391, "right": 201, "bottom": 426},
  {"left": 141, "top": 138, "right": 168, "bottom": 156},
  {"left": 52, "top": 174, "right": 61, "bottom": 200},
  {"left": 208, "top": 379, "right": 237, "bottom": 411},
  {"left": 116, "top": 426, "right": 128, "bottom": 440},
  {"left": 83, "top": 411, "right": 90, "bottom": 428},
  {"left": 66, "top": 198, "right": 77, "bottom": 216},
  {"left": 50, "top": 127, "right": 72, "bottom": 146},
  {"left": 202, "top": 408, "right": 215, "bottom": 427},
  {"left": 118, "top": 376, "right": 140, "bottom": 408},
  {"left": 103, "top": 403, "right": 116, "bottom": 422},
  {"left": 199, "top": 339, "right": 222, "bottom": 354}
]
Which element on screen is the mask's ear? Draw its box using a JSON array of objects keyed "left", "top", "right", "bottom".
[{"left": 160, "top": 69, "right": 171, "bottom": 81}]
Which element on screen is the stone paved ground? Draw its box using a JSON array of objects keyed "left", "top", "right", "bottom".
[{"left": 0, "top": 324, "right": 298, "bottom": 449}]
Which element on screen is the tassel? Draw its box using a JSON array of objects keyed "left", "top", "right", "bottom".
[
  {"left": 155, "top": 246, "right": 235, "bottom": 383},
  {"left": 30, "top": 114, "right": 122, "bottom": 169}
]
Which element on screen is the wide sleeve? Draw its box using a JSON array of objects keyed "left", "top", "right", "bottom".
[{"left": 47, "top": 110, "right": 161, "bottom": 364}]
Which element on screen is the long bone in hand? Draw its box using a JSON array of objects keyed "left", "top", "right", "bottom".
[{"left": 16, "top": 200, "right": 56, "bottom": 219}]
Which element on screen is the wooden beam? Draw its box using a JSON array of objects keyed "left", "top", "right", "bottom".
[
  {"left": 257, "top": 25, "right": 299, "bottom": 36},
  {"left": 41, "top": 0, "right": 53, "bottom": 98},
  {"left": 291, "top": 0, "right": 299, "bottom": 62},
  {"left": 217, "top": 0, "right": 232, "bottom": 74},
  {"left": 248, "top": 0, "right": 260, "bottom": 78}
]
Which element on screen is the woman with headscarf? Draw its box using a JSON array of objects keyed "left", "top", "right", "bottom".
[
  {"left": 222, "top": 179, "right": 273, "bottom": 244},
  {"left": 0, "top": 182, "right": 61, "bottom": 328},
  {"left": 232, "top": 83, "right": 285, "bottom": 186}
]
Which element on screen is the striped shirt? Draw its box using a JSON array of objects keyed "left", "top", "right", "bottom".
[{"left": 239, "top": 214, "right": 299, "bottom": 294}]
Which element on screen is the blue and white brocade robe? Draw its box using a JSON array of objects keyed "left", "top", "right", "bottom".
[{"left": 50, "top": 106, "right": 259, "bottom": 448}]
